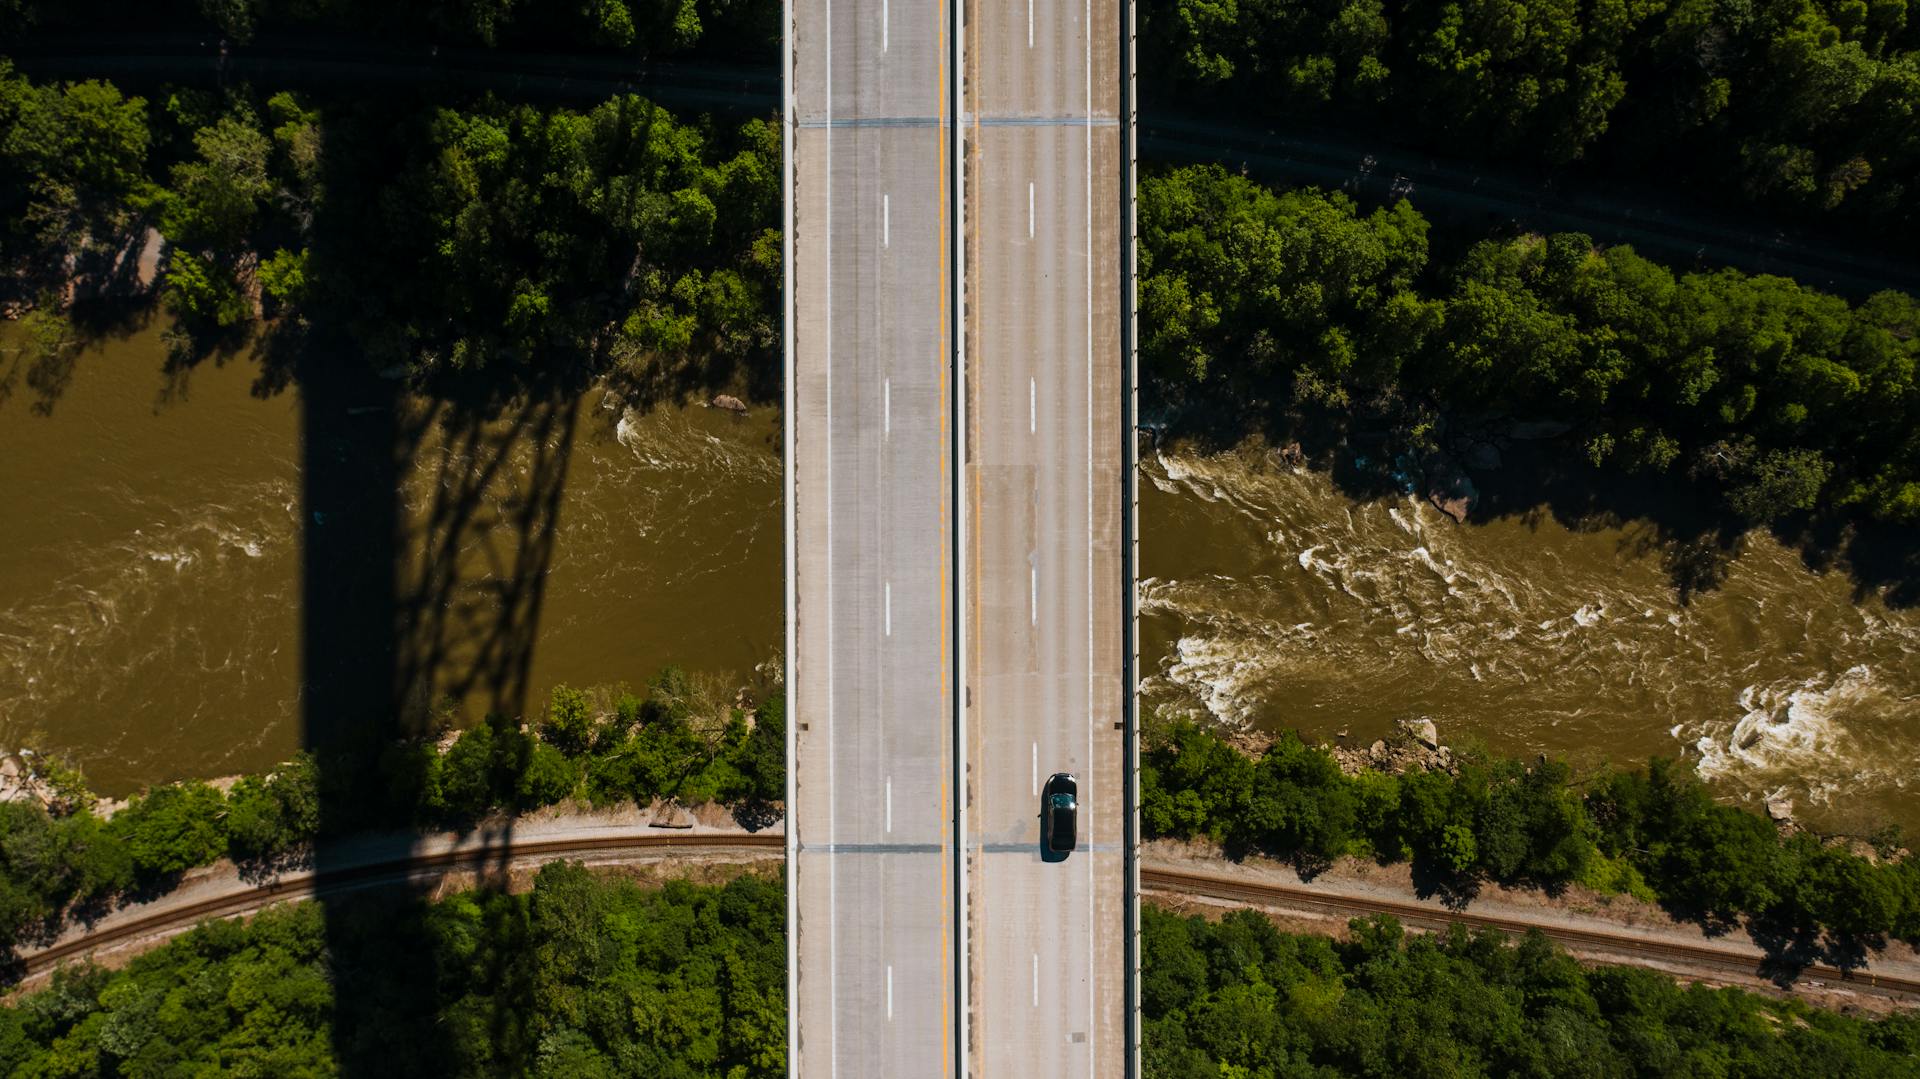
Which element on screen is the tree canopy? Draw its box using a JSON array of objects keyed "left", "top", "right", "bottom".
[
  {"left": 1144, "top": 716, "right": 1920, "bottom": 947},
  {"left": 1141, "top": 165, "right": 1920, "bottom": 527},
  {"left": 0, "top": 864, "right": 788, "bottom": 1077},
  {"left": 1144, "top": 906, "right": 1920, "bottom": 1076},
  {"left": 1143, "top": 0, "right": 1920, "bottom": 240}
]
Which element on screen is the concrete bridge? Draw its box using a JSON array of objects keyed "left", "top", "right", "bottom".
[{"left": 782, "top": 0, "right": 1139, "bottom": 1072}]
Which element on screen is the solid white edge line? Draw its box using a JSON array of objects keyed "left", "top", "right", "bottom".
[{"left": 951, "top": 0, "right": 970, "bottom": 1069}]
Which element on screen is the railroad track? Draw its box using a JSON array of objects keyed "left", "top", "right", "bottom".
[
  {"left": 18, "top": 832, "right": 783, "bottom": 978},
  {"left": 22, "top": 840, "right": 1918, "bottom": 1004},
  {"left": 1142, "top": 866, "right": 1920, "bottom": 1001}
]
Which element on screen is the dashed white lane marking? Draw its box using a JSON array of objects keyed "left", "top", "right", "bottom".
[
  {"left": 1032, "top": 953, "right": 1039, "bottom": 1006},
  {"left": 885, "top": 581, "right": 892, "bottom": 636},
  {"left": 886, "top": 776, "right": 893, "bottom": 832},
  {"left": 882, "top": 194, "right": 890, "bottom": 248},
  {"left": 1028, "top": 181, "right": 1035, "bottom": 238},
  {"left": 883, "top": 0, "right": 889, "bottom": 51},
  {"left": 1031, "top": 742, "right": 1037, "bottom": 796},
  {"left": 884, "top": 377, "right": 891, "bottom": 436},
  {"left": 888, "top": 964, "right": 895, "bottom": 1019},
  {"left": 1029, "top": 377, "right": 1036, "bottom": 433},
  {"left": 1030, "top": 564, "right": 1037, "bottom": 624},
  {"left": 1027, "top": 0, "right": 1033, "bottom": 47}
]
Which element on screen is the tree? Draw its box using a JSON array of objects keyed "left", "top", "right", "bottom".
[
  {"left": 162, "top": 113, "right": 272, "bottom": 252},
  {"left": 543, "top": 684, "right": 596, "bottom": 755},
  {"left": 107, "top": 783, "right": 227, "bottom": 880}
]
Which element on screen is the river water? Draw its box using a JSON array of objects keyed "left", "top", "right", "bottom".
[
  {"left": 0, "top": 322, "right": 781, "bottom": 795},
  {"left": 1141, "top": 440, "right": 1920, "bottom": 834},
  {"left": 6, "top": 326, "right": 1916, "bottom": 833}
]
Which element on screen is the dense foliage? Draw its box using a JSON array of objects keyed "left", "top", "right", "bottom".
[
  {"left": 1144, "top": 906, "right": 1920, "bottom": 1076},
  {"left": 0, "top": 863, "right": 788, "bottom": 1076},
  {"left": 0, "top": 64, "right": 780, "bottom": 398},
  {"left": 1143, "top": 0, "right": 1920, "bottom": 239},
  {"left": 0, "top": 669, "right": 784, "bottom": 957},
  {"left": 1, "top": 0, "right": 777, "bottom": 58},
  {"left": 1142, "top": 164, "right": 1920, "bottom": 525},
  {"left": 1143, "top": 717, "right": 1920, "bottom": 945}
]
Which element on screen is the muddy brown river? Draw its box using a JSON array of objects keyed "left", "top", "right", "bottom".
[
  {"left": 5, "top": 326, "right": 1916, "bottom": 834},
  {"left": 1142, "top": 440, "right": 1920, "bottom": 835},
  {"left": 0, "top": 322, "right": 781, "bottom": 795}
]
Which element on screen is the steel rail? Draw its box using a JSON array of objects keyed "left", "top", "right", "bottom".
[
  {"left": 1141, "top": 866, "right": 1920, "bottom": 1001},
  {"left": 19, "top": 833, "right": 783, "bottom": 978}
]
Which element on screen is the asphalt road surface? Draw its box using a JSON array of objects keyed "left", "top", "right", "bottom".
[
  {"left": 961, "top": 0, "right": 1129, "bottom": 1072},
  {"left": 787, "top": 0, "right": 963, "bottom": 1073}
]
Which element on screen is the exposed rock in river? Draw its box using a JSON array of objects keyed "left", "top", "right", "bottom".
[
  {"left": 1424, "top": 458, "right": 1478, "bottom": 522},
  {"left": 1332, "top": 716, "right": 1455, "bottom": 776},
  {"left": 710, "top": 394, "right": 749, "bottom": 414}
]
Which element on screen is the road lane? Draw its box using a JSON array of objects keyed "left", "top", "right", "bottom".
[
  {"left": 963, "top": 0, "right": 1129, "bottom": 1071},
  {"left": 790, "top": 0, "right": 961, "bottom": 1070}
]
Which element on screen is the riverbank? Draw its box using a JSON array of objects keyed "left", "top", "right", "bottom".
[
  {"left": 0, "top": 671, "right": 785, "bottom": 962},
  {"left": 1143, "top": 716, "right": 1920, "bottom": 958}
]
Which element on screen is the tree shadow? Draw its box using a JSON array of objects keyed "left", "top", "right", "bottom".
[
  {"left": 1153, "top": 386, "right": 1920, "bottom": 608},
  {"left": 1407, "top": 858, "right": 1482, "bottom": 912}
]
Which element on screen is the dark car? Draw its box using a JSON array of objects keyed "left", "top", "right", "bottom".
[{"left": 1042, "top": 773, "right": 1078, "bottom": 855}]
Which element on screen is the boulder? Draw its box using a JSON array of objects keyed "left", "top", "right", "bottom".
[
  {"left": 1397, "top": 716, "right": 1440, "bottom": 750},
  {"left": 1426, "top": 463, "right": 1477, "bottom": 522},
  {"left": 711, "top": 394, "right": 749, "bottom": 414}
]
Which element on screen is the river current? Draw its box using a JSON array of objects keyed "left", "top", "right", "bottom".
[
  {"left": 5, "top": 326, "right": 1915, "bottom": 832},
  {"left": 0, "top": 323, "right": 781, "bottom": 794},
  {"left": 1142, "top": 440, "right": 1920, "bottom": 834}
]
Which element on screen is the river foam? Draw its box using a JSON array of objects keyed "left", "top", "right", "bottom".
[{"left": 1141, "top": 441, "right": 1920, "bottom": 831}]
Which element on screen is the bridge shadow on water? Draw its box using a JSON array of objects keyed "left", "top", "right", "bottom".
[
  {"left": 262, "top": 98, "right": 594, "bottom": 1075},
  {"left": 286, "top": 335, "right": 586, "bottom": 1073}
]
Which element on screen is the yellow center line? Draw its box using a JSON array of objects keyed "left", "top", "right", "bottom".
[{"left": 936, "top": 6, "right": 954, "bottom": 1076}]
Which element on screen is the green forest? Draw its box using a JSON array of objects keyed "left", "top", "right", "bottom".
[
  {"left": 1144, "top": 906, "right": 1920, "bottom": 1076},
  {"left": 0, "top": 671, "right": 784, "bottom": 963},
  {"left": 1142, "top": 164, "right": 1920, "bottom": 528},
  {"left": 0, "top": 61, "right": 781, "bottom": 406},
  {"left": 1144, "top": 716, "right": 1920, "bottom": 947},
  {"left": 1, "top": 0, "right": 777, "bottom": 59},
  {"left": 1142, "top": 0, "right": 1920, "bottom": 240},
  {"left": 0, "top": 863, "right": 789, "bottom": 1077},
  {"left": 6, "top": 871, "right": 1915, "bottom": 1077}
]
